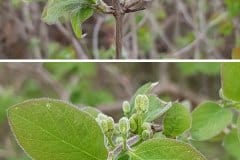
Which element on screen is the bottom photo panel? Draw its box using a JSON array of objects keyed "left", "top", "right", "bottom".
[{"left": 0, "top": 62, "right": 240, "bottom": 160}]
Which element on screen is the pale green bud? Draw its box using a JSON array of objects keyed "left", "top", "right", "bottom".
[
  {"left": 142, "top": 129, "right": 152, "bottom": 140},
  {"left": 119, "top": 117, "right": 130, "bottom": 134},
  {"left": 142, "top": 122, "right": 151, "bottom": 131},
  {"left": 130, "top": 114, "right": 138, "bottom": 132},
  {"left": 107, "top": 117, "right": 114, "bottom": 131},
  {"left": 122, "top": 101, "right": 131, "bottom": 115},
  {"left": 101, "top": 119, "right": 109, "bottom": 133},
  {"left": 135, "top": 94, "right": 149, "bottom": 113}
]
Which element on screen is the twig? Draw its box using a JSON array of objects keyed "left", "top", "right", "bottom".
[
  {"left": 93, "top": 16, "right": 105, "bottom": 59},
  {"left": 56, "top": 23, "right": 88, "bottom": 59},
  {"left": 112, "top": 135, "right": 140, "bottom": 157}
]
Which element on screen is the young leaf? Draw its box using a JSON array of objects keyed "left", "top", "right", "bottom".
[
  {"left": 191, "top": 101, "right": 233, "bottom": 141},
  {"left": 223, "top": 129, "right": 240, "bottom": 159},
  {"left": 163, "top": 103, "right": 191, "bottom": 137},
  {"left": 143, "top": 95, "right": 164, "bottom": 122},
  {"left": 221, "top": 63, "right": 240, "bottom": 102},
  {"left": 42, "top": 0, "right": 95, "bottom": 24},
  {"left": 8, "top": 98, "right": 108, "bottom": 160},
  {"left": 129, "top": 138, "right": 206, "bottom": 160},
  {"left": 71, "top": 8, "right": 94, "bottom": 38}
]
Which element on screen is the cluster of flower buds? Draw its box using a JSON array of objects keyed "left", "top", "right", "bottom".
[
  {"left": 141, "top": 122, "right": 153, "bottom": 140},
  {"left": 96, "top": 113, "right": 115, "bottom": 134},
  {"left": 123, "top": 94, "right": 153, "bottom": 140}
]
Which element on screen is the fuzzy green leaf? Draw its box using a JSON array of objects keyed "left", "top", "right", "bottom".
[
  {"left": 129, "top": 138, "right": 206, "bottom": 160},
  {"left": 191, "top": 101, "right": 233, "bottom": 141},
  {"left": 81, "top": 107, "right": 101, "bottom": 118},
  {"left": 144, "top": 95, "right": 164, "bottom": 122},
  {"left": 223, "top": 129, "right": 240, "bottom": 159},
  {"left": 238, "top": 116, "right": 240, "bottom": 141},
  {"left": 42, "top": 0, "right": 95, "bottom": 24},
  {"left": 8, "top": 98, "right": 108, "bottom": 160},
  {"left": 71, "top": 8, "right": 93, "bottom": 38},
  {"left": 163, "top": 103, "right": 191, "bottom": 137},
  {"left": 221, "top": 63, "right": 240, "bottom": 102}
]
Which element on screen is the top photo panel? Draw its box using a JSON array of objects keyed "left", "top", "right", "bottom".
[{"left": 0, "top": 0, "right": 239, "bottom": 59}]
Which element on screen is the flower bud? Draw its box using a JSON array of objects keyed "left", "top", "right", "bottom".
[
  {"left": 142, "top": 129, "right": 152, "bottom": 140},
  {"left": 100, "top": 119, "right": 109, "bottom": 133},
  {"left": 135, "top": 94, "right": 149, "bottom": 113},
  {"left": 107, "top": 117, "right": 114, "bottom": 131},
  {"left": 119, "top": 117, "right": 130, "bottom": 134},
  {"left": 130, "top": 114, "right": 138, "bottom": 132},
  {"left": 122, "top": 101, "right": 131, "bottom": 115}
]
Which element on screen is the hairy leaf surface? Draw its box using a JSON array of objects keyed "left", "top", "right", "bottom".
[
  {"left": 163, "top": 103, "right": 191, "bottom": 137},
  {"left": 221, "top": 63, "right": 240, "bottom": 102},
  {"left": 191, "top": 101, "right": 232, "bottom": 141},
  {"left": 71, "top": 8, "right": 93, "bottom": 38},
  {"left": 8, "top": 98, "right": 108, "bottom": 160},
  {"left": 129, "top": 138, "right": 206, "bottom": 160},
  {"left": 223, "top": 129, "right": 240, "bottom": 159}
]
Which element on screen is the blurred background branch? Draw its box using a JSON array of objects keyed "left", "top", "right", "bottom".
[{"left": 0, "top": 0, "right": 239, "bottom": 59}]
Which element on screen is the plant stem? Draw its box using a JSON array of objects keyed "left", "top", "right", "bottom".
[
  {"left": 107, "top": 135, "right": 116, "bottom": 148},
  {"left": 113, "top": 135, "right": 140, "bottom": 156},
  {"left": 113, "top": 0, "right": 124, "bottom": 59},
  {"left": 123, "top": 137, "right": 127, "bottom": 151},
  {"left": 137, "top": 113, "right": 143, "bottom": 135}
]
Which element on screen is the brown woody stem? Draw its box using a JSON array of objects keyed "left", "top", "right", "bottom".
[{"left": 113, "top": 0, "right": 124, "bottom": 59}]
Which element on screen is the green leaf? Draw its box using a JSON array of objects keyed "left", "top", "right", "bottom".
[
  {"left": 117, "top": 153, "right": 130, "bottom": 160},
  {"left": 191, "top": 141, "right": 229, "bottom": 160},
  {"left": 144, "top": 95, "right": 164, "bottom": 122},
  {"left": 221, "top": 63, "right": 240, "bottom": 102},
  {"left": 130, "top": 82, "right": 158, "bottom": 113},
  {"left": 163, "top": 103, "right": 191, "bottom": 137},
  {"left": 42, "top": 0, "right": 95, "bottom": 24},
  {"left": 81, "top": 107, "right": 101, "bottom": 118},
  {"left": 191, "top": 101, "right": 233, "bottom": 141},
  {"left": 71, "top": 8, "right": 93, "bottom": 38},
  {"left": 8, "top": 98, "right": 108, "bottom": 160},
  {"left": 129, "top": 138, "right": 206, "bottom": 160},
  {"left": 238, "top": 116, "right": 240, "bottom": 141},
  {"left": 178, "top": 63, "right": 220, "bottom": 76},
  {"left": 223, "top": 129, "right": 240, "bottom": 159},
  {"left": 225, "top": 0, "right": 240, "bottom": 17}
]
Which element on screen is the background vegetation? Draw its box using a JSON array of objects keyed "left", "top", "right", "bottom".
[
  {"left": 0, "top": 0, "right": 239, "bottom": 59},
  {"left": 0, "top": 62, "right": 230, "bottom": 159}
]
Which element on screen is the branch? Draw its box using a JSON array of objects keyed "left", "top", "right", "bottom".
[
  {"left": 5, "top": 63, "right": 70, "bottom": 100},
  {"left": 56, "top": 23, "right": 88, "bottom": 59},
  {"left": 111, "top": 135, "right": 140, "bottom": 157},
  {"left": 112, "top": 0, "right": 124, "bottom": 58}
]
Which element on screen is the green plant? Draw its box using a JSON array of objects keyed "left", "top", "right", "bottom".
[
  {"left": 26, "top": 0, "right": 151, "bottom": 58},
  {"left": 6, "top": 62, "right": 240, "bottom": 159}
]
